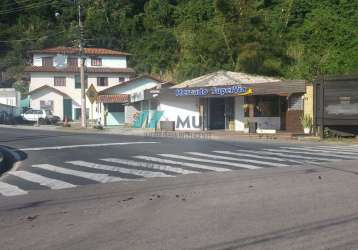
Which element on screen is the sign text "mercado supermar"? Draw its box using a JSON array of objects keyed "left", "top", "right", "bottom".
[{"left": 175, "top": 85, "right": 253, "bottom": 97}]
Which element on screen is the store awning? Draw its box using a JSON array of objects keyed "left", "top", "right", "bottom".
[{"left": 97, "top": 94, "right": 129, "bottom": 103}]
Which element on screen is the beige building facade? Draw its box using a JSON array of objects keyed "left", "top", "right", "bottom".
[{"left": 26, "top": 47, "right": 135, "bottom": 120}]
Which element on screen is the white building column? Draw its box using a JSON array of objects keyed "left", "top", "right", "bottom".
[{"left": 234, "top": 96, "right": 245, "bottom": 131}]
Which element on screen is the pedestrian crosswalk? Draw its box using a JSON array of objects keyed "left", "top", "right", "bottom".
[{"left": 1, "top": 144, "right": 358, "bottom": 197}]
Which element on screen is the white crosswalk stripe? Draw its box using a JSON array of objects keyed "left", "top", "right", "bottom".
[
  {"left": 2, "top": 145, "right": 358, "bottom": 198},
  {"left": 280, "top": 147, "right": 358, "bottom": 158},
  {"left": 159, "top": 154, "right": 262, "bottom": 170},
  {"left": 133, "top": 155, "right": 231, "bottom": 172},
  {"left": 187, "top": 152, "right": 289, "bottom": 167},
  {"left": 67, "top": 161, "right": 173, "bottom": 178},
  {"left": 32, "top": 164, "right": 125, "bottom": 183},
  {"left": 10, "top": 171, "right": 76, "bottom": 190},
  {"left": 301, "top": 146, "right": 358, "bottom": 154},
  {"left": 102, "top": 158, "right": 199, "bottom": 175},
  {"left": 213, "top": 151, "right": 302, "bottom": 164},
  {"left": 312, "top": 146, "right": 358, "bottom": 152},
  {"left": 263, "top": 149, "right": 350, "bottom": 161},
  {"left": 235, "top": 149, "right": 327, "bottom": 162},
  {"left": 0, "top": 182, "right": 28, "bottom": 196}
]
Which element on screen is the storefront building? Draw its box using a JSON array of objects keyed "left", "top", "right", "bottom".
[
  {"left": 96, "top": 75, "right": 173, "bottom": 126},
  {"left": 156, "top": 71, "right": 306, "bottom": 133}
]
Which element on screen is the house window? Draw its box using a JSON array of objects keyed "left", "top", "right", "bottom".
[
  {"left": 75, "top": 75, "right": 88, "bottom": 89},
  {"left": 40, "top": 100, "right": 54, "bottom": 111},
  {"left": 91, "top": 57, "right": 102, "bottom": 66},
  {"left": 42, "top": 57, "right": 53, "bottom": 67},
  {"left": 54, "top": 76, "right": 66, "bottom": 86},
  {"left": 118, "top": 77, "right": 125, "bottom": 83},
  {"left": 67, "top": 57, "right": 78, "bottom": 67},
  {"left": 97, "top": 77, "right": 108, "bottom": 87}
]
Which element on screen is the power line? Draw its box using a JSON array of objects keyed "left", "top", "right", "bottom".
[
  {"left": 0, "top": 0, "right": 39, "bottom": 9},
  {"left": 0, "top": 30, "right": 67, "bottom": 43},
  {"left": 0, "top": 1, "right": 53, "bottom": 15},
  {"left": 0, "top": 0, "right": 54, "bottom": 15}
]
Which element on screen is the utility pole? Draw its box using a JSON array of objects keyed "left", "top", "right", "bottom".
[{"left": 78, "top": 1, "right": 87, "bottom": 128}]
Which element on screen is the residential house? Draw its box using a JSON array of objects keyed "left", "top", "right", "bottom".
[
  {"left": 0, "top": 88, "right": 21, "bottom": 116},
  {"left": 96, "top": 75, "right": 173, "bottom": 126},
  {"left": 0, "top": 88, "right": 21, "bottom": 107},
  {"left": 25, "top": 47, "right": 135, "bottom": 121}
]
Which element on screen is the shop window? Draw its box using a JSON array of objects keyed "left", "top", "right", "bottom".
[
  {"left": 97, "top": 77, "right": 108, "bottom": 87},
  {"left": 75, "top": 75, "right": 88, "bottom": 89},
  {"left": 244, "top": 96, "right": 252, "bottom": 117},
  {"left": 107, "top": 103, "right": 124, "bottom": 112},
  {"left": 254, "top": 95, "right": 279, "bottom": 117},
  {"left": 54, "top": 76, "right": 66, "bottom": 86}
]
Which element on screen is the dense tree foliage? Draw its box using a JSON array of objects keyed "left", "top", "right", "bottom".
[{"left": 0, "top": 0, "right": 357, "bottom": 90}]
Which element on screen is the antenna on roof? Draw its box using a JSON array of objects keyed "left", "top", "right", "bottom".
[{"left": 54, "top": 54, "right": 67, "bottom": 69}]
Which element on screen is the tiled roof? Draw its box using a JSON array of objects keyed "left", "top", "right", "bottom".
[
  {"left": 99, "top": 75, "right": 175, "bottom": 94},
  {"left": 28, "top": 85, "right": 69, "bottom": 97},
  {"left": 97, "top": 94, "right": 129, "bottom": 103},
  {"left": 30, "top": 47, "right": 130, "bottom": 56},
  {"left": 173, "top": 70, "right": 283, "bottom": 88},
  {"left": 25, "top": 66, "right": 135, "bottom": 74}
]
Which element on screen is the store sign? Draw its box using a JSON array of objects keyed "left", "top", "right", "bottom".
[{"left": 175, "top": 85, "right": 253, "bottom": 97}]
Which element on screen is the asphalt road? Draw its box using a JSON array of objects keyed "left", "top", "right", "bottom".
[{"left": 0, "top": 127, "right": 358, "bottom": 250}]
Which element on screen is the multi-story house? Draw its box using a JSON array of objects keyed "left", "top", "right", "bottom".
[{"left": 25, "top": 47, "right": 135, "bottom": 120}]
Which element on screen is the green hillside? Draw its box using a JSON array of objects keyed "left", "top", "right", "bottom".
[{"left": 0, "top": 0, "right": 357, "bottom": 90}]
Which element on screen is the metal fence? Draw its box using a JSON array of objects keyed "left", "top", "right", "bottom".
[{"left": 0, "top": 103, "right": 21, "bottom": 116}]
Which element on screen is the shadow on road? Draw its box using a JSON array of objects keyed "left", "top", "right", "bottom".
[{"left": 0, "top": 145, "right": 27, "bottom": 176}]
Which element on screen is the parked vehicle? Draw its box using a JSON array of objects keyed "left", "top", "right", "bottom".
[{"left": 21, "top": 109, "right": 60, "bottom": 125}]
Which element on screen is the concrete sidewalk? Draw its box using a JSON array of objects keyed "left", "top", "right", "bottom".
[{"left": 1, "top": 123, "right": 357, "bottom": 144}]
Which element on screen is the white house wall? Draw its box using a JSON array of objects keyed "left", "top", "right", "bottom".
[
  {"left": 107, "top": 78, "right": 159, "bottom": 95},
  {"left": 158, "top": 95, "right": 201, "bottom": 131},
  {"left": 29, "top": 72, "right": 131, "bottom": 119},
  {"left": 30, "top": 88, "right": 64, "bottom": 119},
  {"left": 33, "top": 54, "right": 127, "bottom": 68}
]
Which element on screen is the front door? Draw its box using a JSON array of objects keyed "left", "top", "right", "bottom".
[
  {"left": 63, "top": 99, "right": 72, "bottom": 121},
  {"left": 209, "top": 98, "right": 226, "bottom": 130}
]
